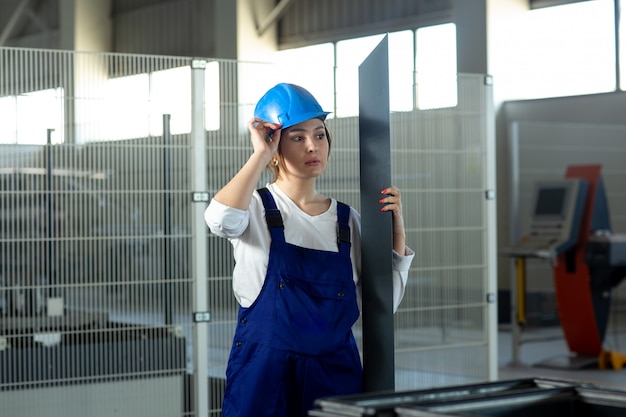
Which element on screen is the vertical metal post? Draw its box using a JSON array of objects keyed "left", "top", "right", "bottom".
[
  {"left": 190, "top": 59, "right": 209, "bottom": 417},
  {"left": 46, "top": 129, "right": 54, "bottom": 308},
  {"left": 482, "top": 75, "right": 499, "bottom": 380},
  {"left": 615, "top": 0, "right": 621, "bottom": 91},
  {"left": 358, "top": 35, "right": 395, "bottom": 392},
  {"left": 163, "top": 114, "right": 173, "bottom": 325},
  {"left": 508, "top": 122, "right": 522, "bottom": 367}
]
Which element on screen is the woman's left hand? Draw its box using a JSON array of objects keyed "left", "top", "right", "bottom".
[{"left": 380, "top": 186, "right": 407, "bottom": 255}]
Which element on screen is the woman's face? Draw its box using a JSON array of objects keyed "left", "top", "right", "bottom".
[{"left": 278, "top": 118, "right": 330, "bottom": 180}]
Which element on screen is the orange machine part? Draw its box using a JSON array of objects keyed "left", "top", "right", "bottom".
[{"left": 553, "top": 164, "right": 603, "bottom": 356}]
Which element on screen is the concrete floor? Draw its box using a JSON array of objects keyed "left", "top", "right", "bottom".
[
  {"left": 56, "top": 286, "right": 626, "bottom": 392},
  {"left": 497, "top": 323, "right": 626, "bottom": 390}
]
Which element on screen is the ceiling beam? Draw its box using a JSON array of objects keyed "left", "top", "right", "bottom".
[
  {"left": 0, "top": 0, "right": 32, "bottom": 45},
  {"left": 25, "top": 4, "right": 49, "bottom": 32},
  {"left": 254, "top": 0, "right": 295, "bottom": 36}
]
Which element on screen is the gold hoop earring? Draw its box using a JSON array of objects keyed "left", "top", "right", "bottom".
[{"left": 272, "top": 159, "right": 279, "bottom": 166}]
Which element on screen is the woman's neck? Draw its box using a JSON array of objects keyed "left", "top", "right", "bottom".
[{"left": 274, "top": 178, "right": 329, "bottom": 215}]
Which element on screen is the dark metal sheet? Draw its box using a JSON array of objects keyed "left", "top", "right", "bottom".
[
  {"left": 396, "top": 384, "right": 626, "bottom": 417},
  {"left": 313, "top": 378, "right": 580, "bottom": 416},
  {"left": 358, "top": 34, "right": 394, "bottom": 393}
]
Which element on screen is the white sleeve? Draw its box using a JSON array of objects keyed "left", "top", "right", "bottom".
[
  {"left": 392, "top": 246, "right": 415, "bottom": 312},
  {"left": 204, "top": 198, "right": 250, "bottom": 238}
]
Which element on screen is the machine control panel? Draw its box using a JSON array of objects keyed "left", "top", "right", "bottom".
[{"left": 503, "top": 179, "right": 587, "bottom": 259}]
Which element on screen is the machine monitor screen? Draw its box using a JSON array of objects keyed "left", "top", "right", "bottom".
[
  {"left": 503, "top": 178, "right": 587, "bottom": 258},
  {"left": 534, "top": 187, "right": 568, "bottom": 218}
]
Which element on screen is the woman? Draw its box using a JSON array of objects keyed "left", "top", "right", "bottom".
[{"left": 204, "top": 83, "right": 414, "bottom": 417}]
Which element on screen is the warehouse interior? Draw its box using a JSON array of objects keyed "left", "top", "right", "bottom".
[{"left": 1, "top": 0, "right": 626, "bottom": 416}]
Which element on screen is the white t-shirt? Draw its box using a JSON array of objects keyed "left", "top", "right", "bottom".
[{"left": 204, "top": 183, "right": 414, "bottom": 311}]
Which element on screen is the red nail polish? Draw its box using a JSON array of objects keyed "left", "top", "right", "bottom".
[{"left": 379, "top": 199, "right": 385, "bottom": 203}]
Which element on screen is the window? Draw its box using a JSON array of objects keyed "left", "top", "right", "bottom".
[
  {"left": 0, "top": 88, "right": 64, "bottom": 145},
  {"left": 0, "top": 96, "right": 16, "bottom": 144},
  {"left": 105, "top": 74, "right": 151, "bottom": 140},
  {"left": 336, "top": 31, "right": 416, "bottom": 117},
  {"left": 92, "top": 63, "right": 221, "bottom": 142},
  {"left": 272, "top": 43, "right": 335, "bottom": 117},
  {"left": 497, "top": 0, "right": 616, "bottom": 100},
  {"left": 336, "top": 34, "right": 387, "bottom": 117},
  {"left": 272, "top": 26, "right": 458, "bottom": 117},
  {"left": 415, "top": 23, "right": 458, "bottom": 109},
  {"left": 389, "top": 30, "right": 416, "bottom": 112},
  {"left": 205, "top": 61, "right": 221, "bottom": 131},
  {"left": 147, "top": 63, "right": 221, "bottom": 133},
  {"left": 150, "top": 66, "right": 191, "bottom": 136}
]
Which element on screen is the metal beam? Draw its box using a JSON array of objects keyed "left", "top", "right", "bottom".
[
  {"left": 25, "top": 6, "right": 49, "bottom": 32},
  {"left": 358, "top": 35, "right": 394, "bottom": 393},
  {"left": 252, "top": 0, "right": 295, "bottom": 36},
  {"left": 0, "top": 0, "right": 32, "bottom": 46}
]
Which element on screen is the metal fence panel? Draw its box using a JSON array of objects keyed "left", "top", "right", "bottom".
[{"left": 0, "top": 47, "right": 495, "bottom": 416}]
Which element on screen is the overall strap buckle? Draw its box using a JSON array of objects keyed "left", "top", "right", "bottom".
[
  {"left": 257, "top": 187, "right": 284, "bottom": 230},
  {"left": 336, "top": 201, "right": 351, "bottom": 250}
]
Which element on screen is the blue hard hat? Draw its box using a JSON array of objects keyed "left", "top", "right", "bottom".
[{"left": 254, "top": 83, "right": 330, "bottom": 129}]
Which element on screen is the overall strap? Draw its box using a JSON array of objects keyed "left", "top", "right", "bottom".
[
  {"left": 257, "top": 187, "right": 285, "bottom": 242},
  {"left": 336, "top": 201, "right": 351, "bottom": 255}
]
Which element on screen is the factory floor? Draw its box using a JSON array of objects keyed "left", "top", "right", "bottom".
[{"left": 497, "top": 321, "right": 626, "bottom": 390}]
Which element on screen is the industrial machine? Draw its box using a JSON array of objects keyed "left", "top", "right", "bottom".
[{"left": 503, "top": 165, "right": 626, "bottom": 369}]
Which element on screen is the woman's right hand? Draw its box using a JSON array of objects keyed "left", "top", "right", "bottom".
[
  {"left": 249, "top": 118, "right": 282, "bottom": 158},
  {"left": 212, "top": 119, "right": 283, "bottom": 210}
]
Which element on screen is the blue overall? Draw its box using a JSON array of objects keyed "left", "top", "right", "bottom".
[{"left": 221, "top": 188, "right": 362, "bottom": 417}]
